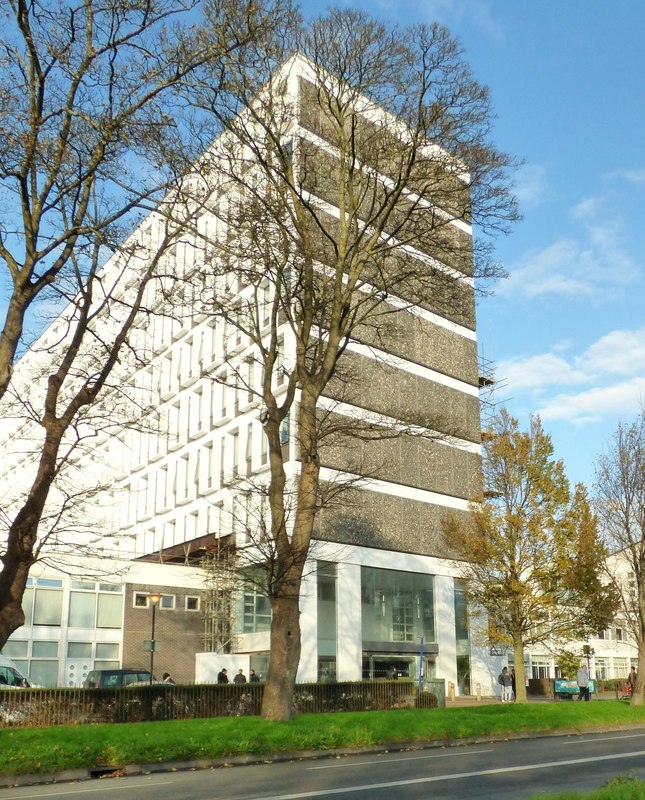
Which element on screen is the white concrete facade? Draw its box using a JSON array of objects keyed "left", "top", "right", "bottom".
[{"left": 0, "top": 56, "right": 498, "bottom": 693}]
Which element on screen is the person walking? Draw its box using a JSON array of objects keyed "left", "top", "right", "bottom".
[
  {"left": 498, "top": 667, "right": 513, "bottom": 702},
  {"left": 627, "top": 666, "right": 637, "bottom": 692},
  {"left": 217, "top": 668, "right": 229, "bottom": 684},
  {"left": 576, "top": 664, "right": 590, "bottom": 701},
  {"left": 249, "top": 669, "right": 260, "bottom": 683}
]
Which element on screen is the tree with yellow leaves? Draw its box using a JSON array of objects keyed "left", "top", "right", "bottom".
[{"left": 445, "top": 409, "right": 618, "bottom": 703}]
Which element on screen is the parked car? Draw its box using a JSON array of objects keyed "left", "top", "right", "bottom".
[
  {"left": 83, "top": 668, "right": 157, "bottom": 688},
  {"left": 0, "top": 655, "right": 34, "bottom": 688}
]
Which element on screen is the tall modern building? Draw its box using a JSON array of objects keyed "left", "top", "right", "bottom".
[{"left": 0, "top": 55, "right": 497, "bottom": 691}]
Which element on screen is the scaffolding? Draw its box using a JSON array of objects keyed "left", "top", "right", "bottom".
[
  {"left": 478, "top": 354, "right": 497, "bottom": 441},
  {"left": 201, "top": 535, "right": 238, "bottom": 654}
]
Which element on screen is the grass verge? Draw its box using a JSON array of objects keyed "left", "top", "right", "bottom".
[
  {"left": 528, "top": 775, "right": 645, "bottom": 799},
  {"left": 2, "top": 701, "right": 645, "bottom": 777}
]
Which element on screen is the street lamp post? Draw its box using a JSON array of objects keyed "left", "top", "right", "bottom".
[{"left": 148, "top": 593, "right": 161, "bottom": 684}]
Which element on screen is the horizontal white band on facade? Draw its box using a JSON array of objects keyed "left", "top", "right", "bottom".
[
  {"left": 316, "top": 395, "right": 481, "bottom": 455},
  {"left": 300, "top": 188, "right": 474, "bottom": 290},
  {"left": 344, "top": 339, "right": 480, "bottom": 397},
  {"left": 296, "top": 124, "right": 473, "bottom": 235},
  {"left": 387, "top": 296, "right": 477, "bottom": 341},
  {"left": 318, "top": 466, "right": 471, "bottom": 511},
  {"left": 349, "top": 269, "right": 476, "bottom": 341}
]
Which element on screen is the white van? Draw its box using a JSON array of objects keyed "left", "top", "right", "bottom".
[{"left": 0, "top": 655, "right": 33, "bottom": 688}]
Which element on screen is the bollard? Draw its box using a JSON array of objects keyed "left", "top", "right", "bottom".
[
  {"left": 476, "top": 682, "right": 481, "bottom": 701},
  {"left": 448, "top": 681, "right": 455, "bottom": 701}
]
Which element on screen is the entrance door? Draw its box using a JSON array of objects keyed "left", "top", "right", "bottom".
[
  {"left": 363, "top": 654, "right": 437, "bottom": 682},
  {"left": 65, "top": 660, "right": 92, "bottom": 688}
]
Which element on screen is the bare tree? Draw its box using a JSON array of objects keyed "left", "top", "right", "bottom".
[
  {"left": 445, "top": 410, "right": 618, "bottom": 703},
  {"left": 0, "top": 0, "right": 289, "bottom": 648},
  {"left": 183, "top": 9, "right": 519, "bottom": 719},
  {"left": 595, "top": 413, "right": 645, "bottom": 705}
]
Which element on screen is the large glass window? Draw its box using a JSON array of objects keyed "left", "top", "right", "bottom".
[
  {"left": 317, "top": 562, "right": 337, "bottom": 679},
  {"left": 97, "top": 593, "right": 123, "bottom": 628},
  {"left": 33, "top": 589, "right": 63, "bottom": 626},
  {"left": 361, "top": 567, "right": 435, "bottom": 644},
  {"left": 69, "top": 592, "right": 97, "bottom": 628},
  {"left": 30, "top": 661, "right": 59, "bottom": 686},
  {"left": 454, "top": 580, "right": 471, "bottom": 695},
  {"left": 613, "top": 658, "right": 628, "bottom": 679},
  {"left": 241, "top": 576, "right": 272, "bottom": 633}
]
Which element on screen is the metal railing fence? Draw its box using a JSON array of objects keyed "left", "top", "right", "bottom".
[{"left": 0, "top": 678, "right": 445, "bottom": 728}]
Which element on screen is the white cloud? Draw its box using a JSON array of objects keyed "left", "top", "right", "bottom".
[
  {"left": 496, "top": 324, "right": 645, "bottom": 430},
  {"left": 380, "top": 0, "right": 506, "bottom": 40},
  {"left": 576, "top": 327, "right": 645, "bottom": 376},
  {"left": 605, "top": 167, "right": 645, "bottom": 186},
  {"left": 499, "top": 196, "right": 640, "bottom": 302},
  {"left": 498, "top": 353, "right": 584, "bottom": 391},
  {"left": 500, "top": 326, "right": 645, "bottom": 395},
  {"left": 537, "top": 378, "right": 645, "bottom": 425}
]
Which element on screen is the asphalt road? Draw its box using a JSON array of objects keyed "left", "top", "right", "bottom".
[{"left": 4, "top": 729, "right": 645, "bottom": 800}]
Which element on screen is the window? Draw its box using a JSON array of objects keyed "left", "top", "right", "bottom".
[
  {"left": 96, "top": 643, "right": 120, "bottom": 660},
  {"left": 279, "top": 416, "right": 289, "bottom": 447},
  {"left": 242, "top": 577, "right": 272, "bottom": 633},
  {"left": 134, "top": 593, "right": 149, "bottom": 608},
  {"left": 613, "top": 658, "right": 629, "bottom": 678},
  {"left": 595, "top": 658, "right": 610, "bottom": 680},
  {"left": 160, "top": 595, "right": 175, "bottom": 610},
  {"left": 231, "top": 430, "right": 239, "bottom": 477},
  {"left": 361, "top": 567, "right": 435, "bottom": 645},
  {"left": 2, "top": 640, "right": 28, "bottom": 659},
  {"left": 33, "top": 588, "right": 63, "bottom": 626},
  {"left": 30, "top": 660, "right": 59, "bottom": 687},
  {"left": 33, "top": 641, "right": 58, "bottom": 658},
  {"left": 67, "top": 642, "right": 92, "bottom": 659},
  {"left": 71, "top": 581, "right": 95, "bottom": 590},
  {"left": 531, "top": 657, "right": 551, "bottom": 679},
  {"left": 276, "top": 336, "right": 286, "bottom": 386},
  {"left": 615, "top": 628, "right": 623, "bottom": 642},
  {"left": 186, "top": 596, "right": 200, "bottom": 612},
  {"left": 246, "top": 422, "right": 253, "bottom": 476},
  {"left": 69, "top": 592, "right": 97, "bottom": 628},
  {"left": 246, "top": 359, "right": 254, "bottom": 403},
  {"left": 97, "top": 593, "right": 123, "bottom": 628},
  {"left": 261, "top": 282, "right": 271, "bottom": 328}
]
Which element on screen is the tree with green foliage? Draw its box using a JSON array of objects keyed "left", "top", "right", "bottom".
[
  {"left": 445, "top": 409, "right": 618, "bottom": 703},
  {"left": 594, "top": 412, "right": 645, "bottom": 706}
]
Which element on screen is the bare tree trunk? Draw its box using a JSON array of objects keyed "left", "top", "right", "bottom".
[
  {"left": 631, "top": 631, "right": 645, "bottom": 706},
  {"left": 262, "top": 587, "right": 302, "bottom": 720},
  {"left": 0, "top": 560, "right": 31, "bottom": 643},
  {"left": 261, "top": 389, "right": 320, "bottom": 720},
  {"left": 513, "top": 638, "right": 528, "bottom": 703}
]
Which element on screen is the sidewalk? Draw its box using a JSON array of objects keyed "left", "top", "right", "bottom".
[{"left": 446, "top": 691, "right": 620, "bottom": 707}]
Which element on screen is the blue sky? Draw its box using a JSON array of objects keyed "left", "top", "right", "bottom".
[
  {"left": 3, "top": 2, "right": 642, "bottom": 491},
  {"left": 300, "top": 0, "right": 645, "bottom": 490}
]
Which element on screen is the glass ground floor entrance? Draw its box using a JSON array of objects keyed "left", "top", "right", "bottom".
[{"left": 362, "top": 653, "right": 436, "bottom": 682}]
